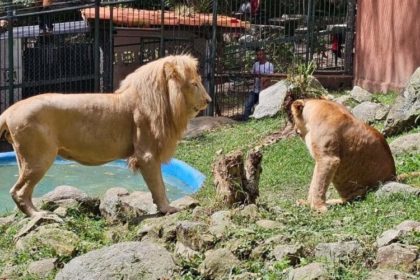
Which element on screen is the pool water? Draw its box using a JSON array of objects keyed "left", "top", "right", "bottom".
[{"left": 0, "top": 161, "right": 192, "bottom": 214}]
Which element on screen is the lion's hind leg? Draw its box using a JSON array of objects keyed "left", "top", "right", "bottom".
[{"left": 10, "top": 144, "right": 57, "bottom": 217}]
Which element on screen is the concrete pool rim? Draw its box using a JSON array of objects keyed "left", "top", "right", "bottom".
[{"left": 0, "top": 151, "right": 206, "bottom": 193}]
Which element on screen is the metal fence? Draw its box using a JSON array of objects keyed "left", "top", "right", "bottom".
[{"left": 0, "top": 0, "right": 355, "bottom": 119}]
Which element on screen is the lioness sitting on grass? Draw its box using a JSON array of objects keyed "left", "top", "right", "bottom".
[
  {"left": 0, "top": 54, "right": 211, "bottom": 218},
  {"left": 291, "top": 99, "right": 396, "bottom": 212}
]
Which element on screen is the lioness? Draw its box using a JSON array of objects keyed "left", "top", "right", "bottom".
[
  {"left": 291, "top": 99, "right": 396, "bottom": 212},
  {"left": 0, "top": 54, "right": 211, "bottom": 217}
]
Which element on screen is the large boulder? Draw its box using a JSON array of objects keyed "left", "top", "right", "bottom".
[
  {"left": 352, "top": 101, "right": 388, "bottom": 123},
  {"left": 389, "top": 133, "right": 420, "bottom": 156},
  {"left": 252, "top": 80, "right": 289, "bottom": 119},
  {"left": 349, "top": 86, "right": 373, "bottom": 102},
  {"left": 383, "top": 67, "right": 420, "bottom": 136},
  {"left": 55, "top": 241, "right": 175, "bottom": 280},
  {"left": 185, "top": 116, "right": 236, "bottom": 138}
]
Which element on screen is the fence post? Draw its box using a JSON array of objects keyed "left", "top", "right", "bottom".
[
  {"left": 305, "top": 0, "right": 315, "bottom": 64},
  {"left": 160, "top": 0, "right": 165, "bottom": 58},
  {"left": 205, "top": 0, "right": 217, "bottom": 116},
  {"left": 94, "top": 0, "right": 100, "bottom": 92},
  {"left": 7, "top": 0, "right": 14, "bottom": 106},
  {"left": 344, "top": 0, "right": 356, "bottom": 75}
]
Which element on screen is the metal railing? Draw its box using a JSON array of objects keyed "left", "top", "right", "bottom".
[{"left": 0, "top": 0, "right": 356, "bottom": 118}]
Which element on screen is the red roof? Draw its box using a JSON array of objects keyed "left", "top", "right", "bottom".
[{"left": 81, "top": 7, "right": 250, "bottom": 29}]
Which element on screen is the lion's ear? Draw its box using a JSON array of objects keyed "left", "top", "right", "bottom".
[
  {"left": 291, "top": 99, "right": 305, "bottom": 117},
  {"left": 163, "top": 62, "right": 180, "bottom": 81}
]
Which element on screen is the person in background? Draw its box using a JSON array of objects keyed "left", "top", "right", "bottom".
[
  {"left": 39, "top": 0, "right": 54, "bottom": 34},
  {"left": 243, "top": 48, "right": 274, "bottom": 121}
]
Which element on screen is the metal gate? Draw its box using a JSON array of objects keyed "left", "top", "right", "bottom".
[{"left": 0, "top": 0, "right": 355, "bottom": 118}]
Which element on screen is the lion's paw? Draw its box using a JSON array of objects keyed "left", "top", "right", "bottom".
[{"left": 159, "top": 206, "right": 180, "bottom": 215}]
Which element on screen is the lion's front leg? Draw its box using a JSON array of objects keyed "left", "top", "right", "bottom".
[
  {"left": 134, "top": 156, "right": 179, "bottom": 215},
  {"left": 307, "top": 156, "right": 340, "bottom": 212}
]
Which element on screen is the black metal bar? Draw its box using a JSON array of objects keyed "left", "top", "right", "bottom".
[
  {"left": 344, "top": 0, "right": 356, "bottom": 75},
  {"left": 160, "top": 0, "right": 164, "bottom": 58},
  {"left": 7, "top": 1, "right": 13, "bottom": 106},
  {"left": 206, "top": 0, "right": 218, "bottom": 116},
  {"left": 94, "top": 0, "right": 100, "bottom": 92},
  {"left": 109, "top": 4, "right": 114, "bottom": 91}
]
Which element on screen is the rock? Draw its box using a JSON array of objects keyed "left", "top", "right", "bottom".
[
  {"left": 237, "top": 204, "right": 259, "bottom": 220},
  {"left": 376, "top": 182, "right": 420, "bottom": 198},
  {"left": 351, "top": 101, "right": 385, "bottom": 123},
  {"left": 376, "top": 229, "right": 404, "bottom": 247},
  {"left": 27, "top": 258, "right": 57, "bottom": 278},
  {"left": 376, "top": 243, "right": 418, "bottom": 272},
  {"left": 185, "top": 116, "right": 235, "bottom": 138},
  {"left": 256, "top": 219, "right": 283, "bottom": 230},
  {"left": 174, "top": 241, "right": 200, "bottom": 261},
  {"left": 333, "top": 95, "right": 353, "bottom": 106},
  {"left": 383, "top": 67, "right": 420, "bottom": 136},
  {"left": 100, "top": 188, "right": 157, "bottom": 224},
  {"left": 14, "top": 213, "right": 63, "bottom": 240},
  {"left": 42, "top": 185, "right": 88, "bottom": 202},
  {"left": 16, "top": 225, "right": 79, "bottom": 257},
  {"left": 252, "top": 80, "right": 289, "bottom": 119},
  {"left": 55, "top": 241, "right": 175, "bottom": 280},
  {"left": 396, "top": 220, "right": 420, "bottom": 232},
  {"left": 198, "top": 248, "right": 240, "bottom": 279},
  {"left": 350, "top": 86, "right": 373, "bottom": 102},
  {"left": 170, "top": 196, "right": 199, "bottom": 210},
  {"left": 367, "top": 269, "right": 416, "bottom": 280},
  {"left": 230, "top": 272, "right": 258, "bottom": 280},
  {"left": 0, "top": 214, "right": 16, "bottom": 227},
  {"left": 272, "top": 244, "right": 304, "bottom": 265},
  {"left": 288, "top": 262, "right": 330, "bottom": 280},
  {"left": 0, "top": 264, "right": 21, "bottom": 280},
  {"left": 315, "top": 241, "right": 363, "bottom": 262},
  {"left": 390, "top": 133, "right": 420, "bottom": 156},
  {"left": 176, "top": 221, "right": 214, "bottom": 251},
  {"left": 375, "top": 105, "right": 390, "bottom": 120},
  {"left": 209, "top": 210, "right": 232, "bottom": 238},
  {"left": 136, "top": 213, "right": 179, "bottom": 243}
]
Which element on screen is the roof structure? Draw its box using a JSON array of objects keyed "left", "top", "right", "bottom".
[{"left": 81, "top": 7, "right": 250, "bottom": 30}]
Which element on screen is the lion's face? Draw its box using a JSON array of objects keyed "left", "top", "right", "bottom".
[{"left": 181, "top": 70, "right": 211, "bottom": 117}]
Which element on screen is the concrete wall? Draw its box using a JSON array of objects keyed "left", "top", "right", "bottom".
[{"left": 354, "top": 0, "right": 420, "bottom": 92}]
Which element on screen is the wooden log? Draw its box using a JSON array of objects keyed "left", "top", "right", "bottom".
[{"left": 213, "top": 150, "right": 262, "bottom": 207}]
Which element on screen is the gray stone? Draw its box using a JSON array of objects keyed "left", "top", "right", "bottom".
[
  {"left": 376, "top": 243, "right": 418, "bottom": 272},
  {"left": 352, "top": 101, "right": 385, "bottom": 123},
  {"left": 350, "top": 86, "right": 373, "bottom": 102},
  {"left": 14, "top": 213, "right": 63, "bottom": 240},
  {"left": 198, "top": 248, "right": 240, "bottom": 279},
  {"left": 100, "top": 188, "right": 157, "bottom": 224},
  {"left": 185, "top": 116, "right": 236, "bottom": 138},
  {"left": 136, "top": 213, "right": 179, "bottom": 242},
  {"left": 333, "top": 95, "right": 353, "bottom": 105},
  {"left": 209, "top": 210, "right": 232, "bottom": 238},
  {"left": 272, "top": 244, "right": 304, "bottom": 265},
  {"left": 0, "top": 214, "right": 16, "bottom": 227},
  {"left": 16, "top": 225, "right": 79, "bottom": 257},
  {"left": 27, "top": 258, "right": 57, "bottom": 278},
  {"left": 55, "top": 241, "right": 175, "bottom": 280},
  {"left": 238, "top": 204, "right": 259, "bottom": 220},
  {"left": 367, "top": 269, "right": 416, "bottom": 280},
  {"left": 170, "top": 196, "right": 199, "bottom": 210},
  {"left": 174, "top": 241, "right": 200, "bottom": 261},
  {"left": 42, "top": 185, "right": 88, "bottom": 202},
  {"left": 252, "top": 80, "right": 289, "bottom": 119},
  {"left": 396, "top": 220, "right": 420, "bottom": 232},
  {"left": 376, "top": 229, "right": 404, "bottom": 247},
  {"left": 383, "top": 67, "right": 420, "bottom": 136},
  {"left": 376, "top": 182, "right": 420, "bottom": 198},
  {"left": 315, "top": 241, "right": 363, "bottom": 262},
  {"left": 176, "top": 221, "right": 214, "bottom": 251},
  {"left": 390, "top": 133, "right": 420, "bottom": 156},
  {"left": 288, "top": 262, "right": 330, "bottom": 280}
]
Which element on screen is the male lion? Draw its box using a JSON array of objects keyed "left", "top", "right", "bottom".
[
  {"left": 0, "top": 54, "right": 211, "bottom": 218},
  {"left": 291, "top": 99, "right": 396, "bottom": 212}
]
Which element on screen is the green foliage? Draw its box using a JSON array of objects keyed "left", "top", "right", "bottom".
[{"left": 286, "top": 60, "right": 323, "bottom": 99}]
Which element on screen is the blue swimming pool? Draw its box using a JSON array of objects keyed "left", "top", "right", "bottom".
[{"left": 0, "top": 152, "right": 205, "bottom": 213}]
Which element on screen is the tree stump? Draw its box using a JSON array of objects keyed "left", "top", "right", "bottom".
[{"left": 212, "top": 149, "right": 262, "bottom": 207}]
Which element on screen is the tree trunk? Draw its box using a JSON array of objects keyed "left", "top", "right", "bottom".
[{"left": 213, "top": 150, "right": 262, "bottom": 207}]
